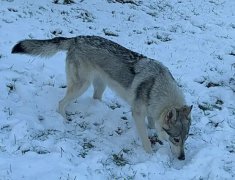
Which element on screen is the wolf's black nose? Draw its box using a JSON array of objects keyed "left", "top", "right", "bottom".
[{"left": 178, "top": 154, "right": 185, "bottom": 160}]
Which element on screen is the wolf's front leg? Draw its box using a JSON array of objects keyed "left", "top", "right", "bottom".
[
  {"left": 147, "top": 116, "right": 155, "bottom": 129},
  {"left": 132, "top": 105, "right": 153, "bottom": 153}
]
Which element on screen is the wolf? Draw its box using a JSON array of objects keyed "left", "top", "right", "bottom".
[{"left": 12, "top": 35, "right": 192, "bottom": 160}]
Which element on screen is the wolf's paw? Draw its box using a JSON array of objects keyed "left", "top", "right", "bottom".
[
  {"left": 143, "top": 141, "right": 153, "bottom": 154},
  {"left": 57, "top": 107, "right": 66, "bottom": 119}
]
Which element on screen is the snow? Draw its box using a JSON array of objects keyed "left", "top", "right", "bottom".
[{"left": 0, "top": 0, "right": 235, "bottom": 179}]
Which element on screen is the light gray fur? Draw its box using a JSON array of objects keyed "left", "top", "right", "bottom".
[{"left": 12, "top": 35, "right": 192, "bottom": 160}]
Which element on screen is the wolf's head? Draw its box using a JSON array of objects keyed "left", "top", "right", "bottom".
[{"left": 161, "top": 105, "right": 192, "bottom": 160}]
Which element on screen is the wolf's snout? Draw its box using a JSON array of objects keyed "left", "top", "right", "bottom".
[{"left": 178, "top": 154, "right": 185, "bottom": 160}]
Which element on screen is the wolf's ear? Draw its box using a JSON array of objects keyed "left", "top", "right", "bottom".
[
  {"left": 163, "top": 108, "right": 177, "bottom": 129},
  {"left": 182, "top": 105, "right": 193, "bottom": 116}
]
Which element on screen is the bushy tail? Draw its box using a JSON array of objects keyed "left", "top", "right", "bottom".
[{"left": 12, "top": 37, "right": 73, "bottom": 57}]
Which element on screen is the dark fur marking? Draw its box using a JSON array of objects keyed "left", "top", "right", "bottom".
[
  {"left": 11, "top": 42, "right": 25, "bottom": 54},
  {"left": 78, "top": 35, "right": 145, "bottom": 62},
  {"left": 136, "top": 77, "right": 155, "bottom": 102},
  {"left": 129, "top": 66, "right": 136, "bottom": 75},
  {"left": 51, "top": 37, "right": 68, "bottom": 43}
]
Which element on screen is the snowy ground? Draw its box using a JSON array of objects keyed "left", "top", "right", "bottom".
[{"left": 0, "top": 0, "right": 235, "bottom": 179}]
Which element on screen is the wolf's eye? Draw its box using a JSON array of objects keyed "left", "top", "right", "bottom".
[{"left": 174, "top": 138, "right": 180, "bottom": 143}]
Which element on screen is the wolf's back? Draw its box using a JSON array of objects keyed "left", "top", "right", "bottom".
[{"left": 12, "top": 37, "right": 72, "bottom": 57}]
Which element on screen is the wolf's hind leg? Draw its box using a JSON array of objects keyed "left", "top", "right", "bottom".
[
  {"left": 58, "top": 59, "right": 90, "bottom": 118},
  {"left": 92, "top": 76, "right": 106, "bottom": 100},
  {"left": 58, "top": 81, "right": 90, "bottom": 118}
]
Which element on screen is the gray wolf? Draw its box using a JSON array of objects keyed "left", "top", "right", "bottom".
[{"left": 12, "top": 35, "right": 192, "bottom": 160}]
